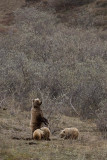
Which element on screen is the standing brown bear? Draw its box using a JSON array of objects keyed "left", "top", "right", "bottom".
[{"left": 30, "top": 98, "right": 49, "bottom": 139}]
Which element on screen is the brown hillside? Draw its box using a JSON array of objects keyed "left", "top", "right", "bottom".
[{"left": 0, "top": 1, "right": 107, "bottom": 159}]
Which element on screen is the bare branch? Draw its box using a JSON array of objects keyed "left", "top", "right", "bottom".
[
  {"left": 0, "top": 95, "right": 6, "bottom": 107},
  {"left": 70, "top": 98, "right": 79, "bottom": 116}
]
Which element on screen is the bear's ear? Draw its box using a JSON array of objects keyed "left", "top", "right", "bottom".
[{"left": 39, "top": 101, "right": 42, "bottom": 105}]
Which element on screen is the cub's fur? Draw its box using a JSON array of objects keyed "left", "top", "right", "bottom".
[
  {"left": 40, "top": 127, "right": 51, "bottom": 140},
  {"left": 33, "top": 129, "right": 44, "bottom": 140},
  {"left": 60, "top": 127, "right": 79, "bottom": 140}
]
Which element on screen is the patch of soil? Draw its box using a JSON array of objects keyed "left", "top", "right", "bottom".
[
  {"left": 0, "top": 25, "right": 17, "bottom": 35},
  {"left": 0, "top": 0, "right": 25, "bottom": 27},
  {"left": 0, "top": 0, "right": 25, "bottom": 15},
  {"left": 12, "top": 137, "right": 32, "bottom": 141},
  {"left": 0, "top": 13, "right": 15, "bottom": 26},
  {"left": 27, "top": 142, "right": 37, "bottom": 145}
]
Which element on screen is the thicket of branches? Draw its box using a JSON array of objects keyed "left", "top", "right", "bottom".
[{"left": 0, "top": 1, "right": 107, "bottom": 135}]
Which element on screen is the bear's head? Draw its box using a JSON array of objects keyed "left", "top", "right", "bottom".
[
  {"left": 32, "top": 98, "right": 42, "bottom": 108},
  {"left": 59, "top": 130, "right": 65, "bottom": 138}
]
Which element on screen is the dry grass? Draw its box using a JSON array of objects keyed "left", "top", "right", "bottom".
[
  {"left": 0, "top": 108, "right": 107, "bottom": 160},
  {"left": 0, "top": 0, "right": 25, "bottom": 15}
]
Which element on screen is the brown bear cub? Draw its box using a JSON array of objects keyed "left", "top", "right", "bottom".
[
  {"left": 40, "top": 127, "right": 51, "bottom": 140},
  {"left": 30, "top": 98, "right": 49, "bottom": 139},
  {"left": 33, "top": 127, "right": 51, "bottom": 140},
  {"left": 59, "top": 127, "right": 79, "bottom": 140},
  {"left": 33, "top": 129, "right": 44, "bottom": 140}
]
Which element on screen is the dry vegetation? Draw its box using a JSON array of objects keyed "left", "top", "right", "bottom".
[
  {"left": 0, "top": 0, "right": 107, "bottom": 160},
  {"left": 0, "top": 108, "right": 107, "bottom": 160}
]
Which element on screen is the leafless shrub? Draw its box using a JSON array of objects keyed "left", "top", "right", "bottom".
[
  {"left": 0, "top": 5, "right": 107, "bottom": 118},
  {"left": 96, "top": 100, "right": 107, "bottom": 138}
]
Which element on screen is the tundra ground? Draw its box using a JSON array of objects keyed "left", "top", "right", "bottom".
[{"left": 0, "top": 108, "right": 107, "bottom": 160}]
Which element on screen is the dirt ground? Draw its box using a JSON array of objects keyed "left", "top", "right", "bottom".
[
  {"left": 0, "top": 108, "right": 107, "bottom": 160},
  {"left": 0, "top": 0, "right": 25, "bottom": 17},
  {"left": 0, "top": 0, "right": 25, "bottom": 32}
]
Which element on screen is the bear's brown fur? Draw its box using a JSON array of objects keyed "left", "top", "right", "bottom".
[
  {"left": 59, "top": 127, "right": 79, "bottom": 140},
  {"left": 33, "top": 129, "right": 44, "bottom": 140},
  {"left": 30, "top": 98, "right": 49, "bottom": 138},
  {"left": 40, "top": 127, "right": 51, "bottom": 140}
]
